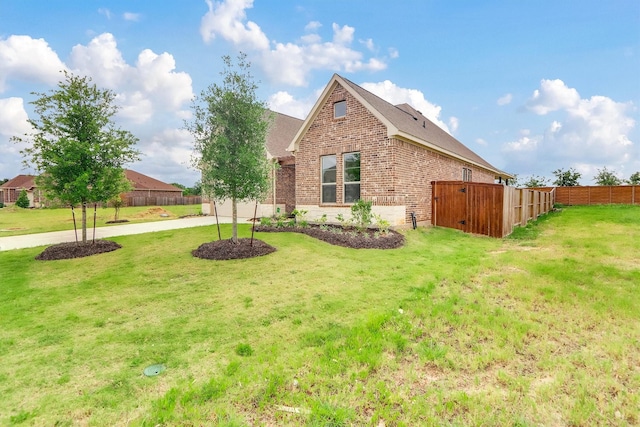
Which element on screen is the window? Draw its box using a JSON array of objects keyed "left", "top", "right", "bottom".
[
  {"left": 344, "top": 152, "right": 361, "bottom": 203},
  {"left": 321, "top": 155, "right": 336, "bottom": 203},
  {"left": 334, "top": 100, "right": 346, "bottom": 118},
  {"left": 462, "top": 167, "right": 472, "bottom": 182}
]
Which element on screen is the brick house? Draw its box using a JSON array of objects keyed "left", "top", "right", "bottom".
[
  {"left": 1, "top": 170, "right": 181, "bottom": 207},
  {"left": 201, "top": 111, "right": 304, "bottom": 218},
  {"left": 287, "top": 74, "right": 513, "bottom": 225},
  {"left": 0, "top": 175, "right": 40, "bottom": 207},
  {"left": 123, "top": 169, "right": 183, "bottom": 198}
]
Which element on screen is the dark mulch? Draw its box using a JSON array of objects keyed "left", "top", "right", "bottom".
[
  {"left": 192, "top": 238, "right": 276, "bottom": 260},
  {"left": 105, "top": 219, "right": 129, "bottom": 224},
  {"left": 35, "top": 240, "right": 122, "bottom": 261},
  {"left": 254, "top": 224, "right": 404, "bottom": 249}
]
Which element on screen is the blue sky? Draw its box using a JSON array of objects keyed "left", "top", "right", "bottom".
[{"left": 1, "top": 0, "right": 638, "bottom": 186}]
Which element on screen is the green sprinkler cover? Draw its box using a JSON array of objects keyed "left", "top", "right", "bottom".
[{"left": 143, "top": 364, "right": 166, "bottom": 377}]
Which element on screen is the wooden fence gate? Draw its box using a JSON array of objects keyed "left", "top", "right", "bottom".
[
  {"left": 432, "top": 181, "right": 505, "bottom": 237},
  {"left": 432, "top": 181, "right": 555, "bottom": 238}
]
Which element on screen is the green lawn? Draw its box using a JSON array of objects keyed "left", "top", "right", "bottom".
[
  {"left": 0, "top": 205, "right": 638, "bottom": 426},
  {"left": 0, "top": 204, "right": 202, "bottom": 237}
]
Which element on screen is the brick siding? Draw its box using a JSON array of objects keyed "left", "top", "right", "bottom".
[{"left": 295, "top": 83, "right": 495, "bottom": 224}]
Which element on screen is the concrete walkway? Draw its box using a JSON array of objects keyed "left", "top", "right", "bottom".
[{"left": 0, "top": 216, "right": 251, "bottom": 251}]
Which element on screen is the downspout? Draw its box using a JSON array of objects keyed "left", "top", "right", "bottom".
[{"left": 272, "top": 159, "right": 277, "bottom": 216}]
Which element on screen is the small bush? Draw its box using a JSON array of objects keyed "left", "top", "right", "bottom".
[
  {"left": 235, "top": 343, "right": 253, "bottom": 357},
  {"left": 0, "top": 201, "right": 4, "bottom": 208},
  {"left": 351, "top": 199, "right": 373, "bottom": 231},
  {"left": 260, "top": 216, "right": 272, "bottom": 226},
  {"left": 373, "top": 214, "right": 390, "bottom": 234},
  {"left": 16, "top": 189, "right": 30, "bottom": 208},
  {"left": 335, "top": 213, "right": 350, "bottom": 228}
]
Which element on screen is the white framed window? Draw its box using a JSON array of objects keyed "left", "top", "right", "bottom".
[
  {"left": 343, "top": 152, "right": 360, "bottom": 203},
  {"left": 321, "top": 155, "right": 337, "bottom": 203},
  {"left": 463, "top": 167, "right": 472, "bottom": 182},
  {"left": 334, "top": 100, "right": 346, "bottom": 118}
]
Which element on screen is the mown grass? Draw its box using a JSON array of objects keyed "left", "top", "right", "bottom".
[
  {"left": 0, "top": 204, "right": 201, "bottom": 237},
  {"left": 0, "top": 205, "right": 638, "bottom": 426}
]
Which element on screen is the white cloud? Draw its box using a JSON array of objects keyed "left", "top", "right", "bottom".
[
  {"left": 0, "top": 97, "right": 33, "bottom": 176},
  {"left": 68, "top": 33, "right": 193, "bottom": 124},
  {"left": 0, "top": 97, "right": 31, "bottom": 137},
  {"left": 98, "top": 8, "right": 112, "bottom": 19},
  {"left": 497, "top": 93, "right": 512, "bottom": 106},
  {"left": 388, "top": 48, "right": 399, "bottom": 59},
  {"left": 305, "top": 21, "right": 322, "bottom": 32},
  {"left": 448, "top": 117, "right": 459, "bottom": 133},
  {"left": 69, "top": 33, "right": 129, "bottom": 88},
  {"left": 198, "top": 0, "right": 390, "bottom": 87},
  {"left": 360, "top": 38, "right": 375, "bottom": 52},
  {"left": 502, "top": 79, "right": 636, "bottom": 179},
  {"left": 526, "top": 79, "right": 580, "bottom": 115},
  {"left": 267, "top": 91, "right": 314, "bottom": 119},
  {"left": 504, "top": 135, "right": 540, "bottom": 152},
  {"left": 123, "top": 12, "right": 141, "bottom": 21},
  {"left": 361, "top": 80, "right": 452, "bottom": 133},
  {"left": 200, "top": 0, "right": 269, "bottom": 49},
  {"left": 476, "top": 138, "right": 488, "bottom": 146},
  {"left": 332, "top": 23, "right": 354, "bottom": 45},
  {"left": 0, "top": 35, "right": 67, "bottom": 92}
]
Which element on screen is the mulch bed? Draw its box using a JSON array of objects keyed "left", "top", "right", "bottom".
[
  {"left": 35, "top": 240, "right": 122, "bottom": 261},
  {"left": 192, "top": 238, "right": 276, "bottom": 260},
  {"left": 254, "top": 224, "right": 404, "bottom": 250}
]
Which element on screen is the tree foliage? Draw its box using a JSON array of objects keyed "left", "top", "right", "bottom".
[
  {"left": 16, "top": 189, "right": 30, "bottom": 208},
  {"left": 552, "top": 168, "right": 581, "bottom": 187},
  {"left": 522, "top": 175, "right": 549, "bottom": 188},
  {"left": 186, "top": 53, "right": 271, "bottom": 243},
  {"left": 626, "top": 171, "right": 640, "bottom": 185},
  {"left": 13, "top": 71, "right": 139, "bottom": 242},
  {"left": 593, "top": 167, "right": 622, "bottom": 186}
]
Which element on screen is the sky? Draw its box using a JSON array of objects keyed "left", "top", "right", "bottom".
[{"left": 1, "top": 0, "right": 639, "bottom": 187}]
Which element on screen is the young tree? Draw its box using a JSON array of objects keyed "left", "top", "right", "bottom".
[
  {"left": 522, "top": 175, "right": 549, "bottom": 188},
  {"left": 186, "top": 53, "right": 271, "bottom": 243},
  {"left": 14, "top": 71, "right": 140, "bottom": 242},
  {"left": 593, "top": 167, "right": 622, "bottom": 186},
  {"left": 626, "top": 171, "right": 640, "bottom": 185},
  {"left": 552, "top": 167, "right": 581, "bottom": 186},
  {"left": 16, "top": 189, "right": 30, "bottom": 208}
]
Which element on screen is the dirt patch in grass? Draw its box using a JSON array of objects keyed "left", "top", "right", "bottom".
[
  {"left": 255, "top": 224, "right": 404, "bottom": 249},
  {"left": 192, "top": 238, "right": 276, "bottom": 260},
  {"left": 35, "top": 240, "right": 122, "bottom": 261},
  {"left": 130, "top": 207, "right": 172, "bottom": 219}
]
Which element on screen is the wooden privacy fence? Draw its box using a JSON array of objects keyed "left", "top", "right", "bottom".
[
  {"left": 533, "top": 185, "right": 639, "bottom": 206},
  {"left": 123, "top": 196, "right": 201, "bottom": 207},
  {"left": 432, "top": 181, "right": 555, "bottom": 238}
]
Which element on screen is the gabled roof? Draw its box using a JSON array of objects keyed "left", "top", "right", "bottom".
[
  {"left": 288, "top": 74, "right": 513, "bottom": 179},
  {"left": 0, "top": 175, "right": 36, "bottom": 190},
  {"left": 124, "top": 169, "right": 183, "bottom": 192},
  {"left": 265, "top": 111, "right": 304, "bottom": 159}
]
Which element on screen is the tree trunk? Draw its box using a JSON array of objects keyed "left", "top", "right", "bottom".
[
  {"left": 231, "top": 197, "right": 238, "bottom": 244},
  {"left": 81, "top": 202, "right": 87, "bottom": 243}
]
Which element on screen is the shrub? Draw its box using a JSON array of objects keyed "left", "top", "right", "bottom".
[
  {"left": 16, "top": 189, "right": 30, "bottom": 208},
  {"left": 0, "top": 201, "right": 4, "bottom": 208},
  {"left": 335, "top": 213, "right": 350, "bottom": 228},
  {"left": 351, "top": 199, "right": 373, "bottom": 232},
  {"left": 235, "top": 343, "right": 253, "bottom": 357},
  {"left": 260, "top": 216, "right": 273, "bottom": 226},
  {"left": 373, "top": 214, "right": 390, "bottom": 234}
]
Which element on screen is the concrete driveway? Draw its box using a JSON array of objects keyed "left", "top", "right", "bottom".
[{"left": 0, "top": 216, "right": 252, "bottom": 251}]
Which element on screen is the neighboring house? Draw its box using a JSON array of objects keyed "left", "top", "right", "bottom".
[
  {"left": 201, "top": 111, "right": 304, "bottom": 218},
  {"left": 0, "top": 175, "right": 40, "bottom": 207},
  {"left": 123, "top": 169, "right": 183, "bottom": 198},
  {"left": 1, "top": 170, "right": 182, "bottom": 207},
  {"left": 287, "top": 74, "right": 513, "bottom": 225}
]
